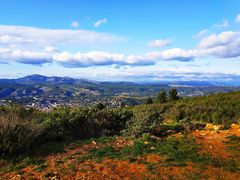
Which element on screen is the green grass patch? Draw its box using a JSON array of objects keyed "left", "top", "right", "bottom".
[
  {"left": 33, "top": 162, "right": 49, "bottom": 172},
  {"left": 225, "top": 135, "right": 240, "bottom": 155},
  {"left": 75, "top": 135, "right": 240, "bottom": 173},
  {"left": 76, "top": 135, "right": 200, "bottom": 164},
  {"left": 35, "top": 141, "right": 67, "bottom": 155}
]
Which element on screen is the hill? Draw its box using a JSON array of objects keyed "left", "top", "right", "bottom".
[
  {"left": 0, "top": 91, "right": 240, "bottom": 179},
  {"left": 1, "top": 74, "right": 240, "bottom": 108}
]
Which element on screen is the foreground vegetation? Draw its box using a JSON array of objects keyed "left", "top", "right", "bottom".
[
  {"left": 1, "top": 90, "right": 240, "bottom": 155},
  {"left": 0, "top": 90, "right": 240, "bottom": 179},
  {"left": 1, "top": 130, "right": 240, "bottom": 179}
]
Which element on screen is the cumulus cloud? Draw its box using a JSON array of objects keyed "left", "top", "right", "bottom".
[
  {"left": 146, "top": 48, "right": 195, "bottom": 62},
  {"left": 1, "top": 24, "right": 240, "bottom": 68},
  {"left": 0, "top": 48, "right": 156, "bottom": 67},
  {"left": 197, "top": 31, "right": 240, "bottom": 58},
  {"left": 147, "top": 39, "right": 171, "bottom": 48},
  {"left": 0, "top": 46, "right": 197, "bottom": 67},
  {"left": 49, "top": 51, "right": 156, "bottom": 67},
  {"left": 0, "top": 48, "right": 52, "bottom": 65},
  {"left": 71, "top": 21, "right": 79, "bottom": 28},
  {"left": 94, "top": 18, "right": 107, "bottom": 28},
  {"left": 236, "top": 14, "right": 240, "bottom": 23},
  {"left": 198, "top": 31, "right": 240, "bottom": 49},
  {"left": 148, "top": 31, "right": 240, "bottom": 61},
  {"left": 2, "top": 30, "right": 240, "bottom": 67}
]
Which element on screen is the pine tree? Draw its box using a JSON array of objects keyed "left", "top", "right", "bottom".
[
  {"left": 145, "top": 97, "right": 153, "bottom": 104},
  {"left": 169, "top": 88, "right": 180, "bottom": 101},
  {"left": 96, "top": 103, "right": 105, "bottom": 110},
  {"left": 157, "top": 89, "right": 167, "bottom": 103}
]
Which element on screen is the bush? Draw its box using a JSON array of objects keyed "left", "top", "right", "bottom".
[
  {"left": 42, "top": 107, "right": 101, "bottom": 141},
  {"left": 124, "top": 105, "right": 164, "bottom": 137},
  {"left": 42, "top": 107, "right": 133, "bottom": 141},
  {"left": 131, "top": 91, "right": 240, "bottom": 125},
  {"left": 0, "top": 114, "right": 46, "bottom": 155},
  {"left": 91, "top": 108, "right": 133, "bottom": 135}
]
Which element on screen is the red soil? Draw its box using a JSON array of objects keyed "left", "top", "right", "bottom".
[{"left": 1, "top": 127, "right": 240, "bottom": 180}]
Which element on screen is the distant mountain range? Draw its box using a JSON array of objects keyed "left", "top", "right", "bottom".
[
  {"left": 0, "top": 74, "right": 240, "bottom": 108},
  {"left": 1, "top": 74, "right": 239, "bottom": 86}
]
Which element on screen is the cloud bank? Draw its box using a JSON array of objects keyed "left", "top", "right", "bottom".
[
  {"left": 1, "top": 25, "right": 240, "bottom": 68},
  {"left": 0, "top": 25, "right": 122, "bottom": 49}
]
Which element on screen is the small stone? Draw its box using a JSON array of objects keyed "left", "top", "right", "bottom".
[
  {"left": 150, "top": 146, "right": 156, "bottom": 150},
  {"left": 144, "top": 141, "right": 149, "bottom": 145}
]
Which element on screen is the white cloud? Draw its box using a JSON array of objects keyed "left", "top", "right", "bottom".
[
  {"left": 1, "top": 24, "right": 240, "bottom": 68},
  {"left": 193, "top": 29, "right": 208, "bottom": 39},
  {"left": 0, "top": 48, "right": 156, "bottom": 67},
  {"left": 71, "top": 21, "right": 79, "bottom": 28},
  {"left": 147, "top": 39, "right": 171, "bottom": 48},
  {"left": 94, "top": 18, "right": 107, "bottom": 28},
  {"left": 0, "top": 48, "right": 52, "bottom": 65},
  {"left": 0, "top": 35, "right": 33, "bottom": 45},
  {"left": 195, "top": 31, "right": 240, "bottom": 58},
  {"left": 71, "top": 67, "right": 240, "bottom": 82},
  {"left": 2, "top": 30, "right": 240, "bottom": 67},
  {"left": 44, "top": 46, "right": 58, "bottom": 53},
  {"left": 54, "top": 51, "right": 156, "bottom": 67},
  {"left": 198, "top": 31, "right": 240, "bottom": 49},
  {"left": 193, "top": 19, "right": 229, "bottom": 40},
  {"left": 0, "top": 46, "right": 195, "bottom": 67},
  {"left": 236, "top": 14, "right": 240, "bottom": 23},
  {"left": 146, "top": 48, "right": 195, "bottom": 62},
  {"left": 148, "top": 31, "right": 240, "bottom": 61},
  {"left": 0, "top": 25, "right": 123, "bottom": 50},
  {"left": 212, "top": 19, "right": 229, "bottom": 29}
]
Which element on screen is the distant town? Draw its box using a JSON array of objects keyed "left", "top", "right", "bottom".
[{"left": 1, "top": 75, "right": 240, "bottom": 109}]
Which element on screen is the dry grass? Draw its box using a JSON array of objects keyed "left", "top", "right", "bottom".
[{"left": 0, "top": 114, "right": 46, "bottom": 155}]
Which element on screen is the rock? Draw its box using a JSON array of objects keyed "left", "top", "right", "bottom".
[
  {"left": 144, "top": 141, "right": 149, "bottom": 145},
  {"left": 205, "top": 123, "right": 215, "bottom": 130},
  {"left": 213, "top": 125, "right": 224, "bottom": 131},
  {"left": 231, "top": 123, "right": 240, "bottom": 130},
  {"left": 150, "top": 146, "right": 156, "bottom": 150},
  {"left": 92, "top": 140, "right": 97, "bottom": 145},
  {"left": 205, "top": 123, "right": 224, "bottom": 131}
]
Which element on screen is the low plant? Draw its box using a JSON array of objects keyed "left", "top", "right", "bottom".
[{"left": 0, "top": 113, "right": 46, "bottom": 155}]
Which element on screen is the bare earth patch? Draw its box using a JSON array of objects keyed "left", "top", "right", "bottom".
[{"left": 1, "top": 127, "right": 240, "bottom": 180}]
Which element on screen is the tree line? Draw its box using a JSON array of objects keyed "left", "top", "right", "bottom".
[{"left": 146, "top": 88, "right": 180, "bottom": 104}]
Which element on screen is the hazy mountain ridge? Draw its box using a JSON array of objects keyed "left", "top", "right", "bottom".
[{"left": 0, "top": 74, "right": 240, "bottom": 108}]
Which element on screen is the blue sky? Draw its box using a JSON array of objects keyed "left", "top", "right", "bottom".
[{"left": 0, "top": 0, "right": 240, "bottom": 82}]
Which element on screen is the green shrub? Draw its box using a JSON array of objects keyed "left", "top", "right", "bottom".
[
  {"left": 124, "top": 105, "right": 164, "bottom": 137},
  {"left": 0, "top": 114, "right": 46, "bottom": 155},
  {"left": 42, "top": 107, "right": 101, "bottom": 141},
  {"left": 92, "top": 108, "right": 133, "bottom": 135},
  {"left": 131, "top": 91, "right": 240, "bottom": 125},
  {"left": 43, "top": 107, "right": 133, "bottom": 141}
]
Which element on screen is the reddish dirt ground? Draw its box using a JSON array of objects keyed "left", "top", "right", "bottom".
[
  {"left": 192, "top": 124, "right": 240, "bottom": 159},
  {"left": 1, "top": 126, "right": 240, "bottom": 180}
]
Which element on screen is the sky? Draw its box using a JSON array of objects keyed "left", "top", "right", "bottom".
[{"left": 0, "top": 0, "right": 240, "bottom": 82}]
